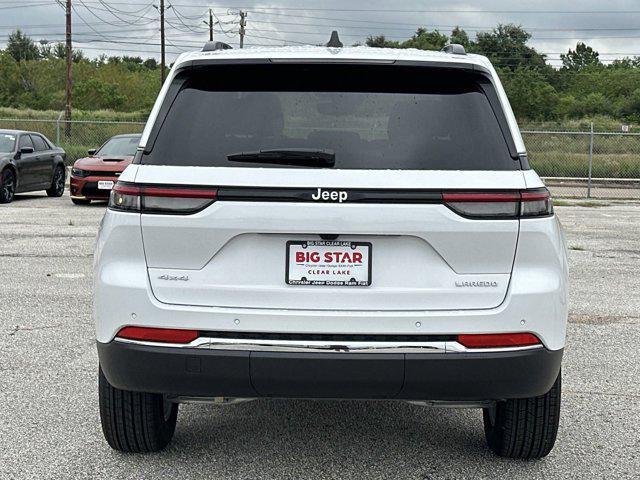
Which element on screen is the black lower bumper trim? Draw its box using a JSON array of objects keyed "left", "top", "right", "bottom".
[{"left": 97, "top": 341, "right": 563, "bottom": 401}]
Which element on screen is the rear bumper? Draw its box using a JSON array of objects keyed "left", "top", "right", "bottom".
[{"left": 97, "top": 340, "right": 563, "bottom": 401}]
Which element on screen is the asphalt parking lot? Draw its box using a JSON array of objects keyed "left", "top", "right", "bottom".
[{"left": 0, "top": 192, "right": 638, "bottom": 479}]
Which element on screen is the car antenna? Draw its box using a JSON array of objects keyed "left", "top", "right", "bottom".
[{"left": 326, "top": 31, "right": 343, "bottom": 48}]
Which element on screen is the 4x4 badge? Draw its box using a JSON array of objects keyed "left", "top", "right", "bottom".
[{"left": 158, "top": 274, "right": 189, "bottom": 281}]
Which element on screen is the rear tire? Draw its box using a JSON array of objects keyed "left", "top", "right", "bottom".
[
  {"left": 98, "top": 366, "right": 178, "bottom": 452},
  {"left": 46, "top": 165, "right": 65, "bottom": 197},
  {"left": 72, "top": 198, "right": 91, "bottom": 205},
  {"left": 0, "top": 168, "right": 16, "bottom": 203},
  {"left": 483, "top": 371, "right": 561, "bottom": 459}
]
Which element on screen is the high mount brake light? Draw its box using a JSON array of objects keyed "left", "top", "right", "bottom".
[
  {"left": 109, "top": 183, "right": 218, "bottom": 214},
  {"left": 457, "top": 332, "right": 542, "bottom": 348},
  {"left": 443, "top": 188, "right": 553, "bottom": 219},
  {"left": 116, "top": 326, "right": 199, "bottom": 344}
]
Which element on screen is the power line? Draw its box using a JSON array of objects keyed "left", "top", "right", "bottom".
[
  {"left": 244, "top": 18, "right": 640, "bottom": 33},
  {"left": 0, "top": 2, "right": 51, "bottom": 10},
  {"left": 61, "top": 3, "right": 640, "bottom": 13}
]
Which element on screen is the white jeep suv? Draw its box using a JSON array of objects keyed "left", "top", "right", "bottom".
[{"left": 94, "top": 41, "right": 568, "bottom": 458}]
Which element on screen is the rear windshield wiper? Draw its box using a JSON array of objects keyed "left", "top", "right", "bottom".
[{"left": 227, "top": 148, "right": 335, "bottom": 167}]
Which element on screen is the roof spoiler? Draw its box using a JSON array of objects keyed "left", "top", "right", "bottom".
[
  {"left": 202, "top": 41, "right": 232, "bottom": 52},
  {"left": 441, "top": 44, "right": 466, "bottom": 55}
]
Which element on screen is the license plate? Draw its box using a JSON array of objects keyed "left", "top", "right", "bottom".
[
  {"left": 97, "top": 180, "right": 114, "bottom": 190},
  {"left": 286, "top": 241, "right": 372, "bottom": 286}
]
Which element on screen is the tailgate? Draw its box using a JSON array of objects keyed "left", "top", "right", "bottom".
[{"left": 138, "top": 167, "right": 523, "bottom": 311}]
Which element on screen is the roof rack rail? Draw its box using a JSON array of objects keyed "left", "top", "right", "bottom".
[
  {"left": 202, "top": 41, "right": 232, "bottom": 52},
  {"left": 326, "top": 31, "right": 343, "bottom": 48},
  {"left": 441, "top": 44, "right": 466, "bottom": 55}
]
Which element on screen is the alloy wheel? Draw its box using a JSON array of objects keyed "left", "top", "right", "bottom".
[
  {"left": 1, "top": 169, "right": 15, "bottom": 203},
  {"left": 54, "top": 167, "right": 65, "bottom": 194}
]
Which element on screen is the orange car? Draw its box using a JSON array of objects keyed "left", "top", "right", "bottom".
[{"left": 70, "top": 134, "right": 140, "bottom": 205}]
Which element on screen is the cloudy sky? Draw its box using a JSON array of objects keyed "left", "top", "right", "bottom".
[{"left": 1, "top": 0, "right": 640, "bottom": 66}]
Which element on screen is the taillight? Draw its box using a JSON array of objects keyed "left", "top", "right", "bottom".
[
  {"left": 520, "top": 189, "right": 553, "bottom": 217},
  {"left": 116, "top": 326, "right": 199, "bottom": 344},
  {"left": 109, "top": 184, "right": 141, "bottom": 212},
  {"left": 443, "top": 192, "right": 520, "bottom": 219},
  {"left": 457, "top": 332, "right": 541, "bottom": 348},
  {"left": 443, "top": 188, "right": 553, "bottom": 219},
  {"left": 109, "top": 182, "right": 217, "bottom": 214}
]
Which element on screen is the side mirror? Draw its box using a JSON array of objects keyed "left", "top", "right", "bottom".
[
  {"left": 20, "top": 146, "right": 34, "bottom": 154},
  {"left": 88, "top": 149, "right": 97, "bottom": 155}
]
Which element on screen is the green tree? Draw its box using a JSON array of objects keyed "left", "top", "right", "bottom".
[
  {"left": 575, "top": 92, "right": 613, "bottom": 117},
  {"left": 561, "top": 42, "right": 601, "bottom": 71},
  {"left": 365, "top": 35, "right": 400, "bottom": 48},
  {"left": 500, "top": 67, "right": 558, "bottom": 120},
  {"left": 6, "top": 30, "right": 40, "bottom": 62},
  {"left": 475, "top": 24, "right": 548, "bottom": 71},
  {"left": 366, "top": 28, "right": 448, "bottom": 50},
  {"left": 143, "top": 58, "right": 158, "bottom": 70},
  {"left": 450, "top": 26, "right": 470, "bottom": 48},
  {"left": 0, "top": 52, "right": 21, "bottom": 105},
  {"left": 554, "top": 94, "right": 579, "bottom": 118},
  {"left": 41, "top": 43, "right": 85, "bottom": 62},
  {"left": 401, "top": 28, "right": 448, "bottom": 50},
  {"left": 618, "top": 88, "right": 640, "bottom": 121},
  {"left": 74, "top": 78, "right": 127, "bottom": 110},
  {"left": 53, "top": 43, "right": 66, "bottom": 59}
]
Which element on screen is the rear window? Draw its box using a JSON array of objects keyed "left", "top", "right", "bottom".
[{"left": 142, "top": 65, "right": 517, "bottom": 170}]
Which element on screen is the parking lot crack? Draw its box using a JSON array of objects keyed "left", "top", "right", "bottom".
[
  {"left": 568, "top": 314, "right": 640, "bottom": 325},
  {"left": 566, "top": 389, "right": 640, "bottom": 399},
  {"left": 7, "top": 323, "right": 66, "bottom": 335}
]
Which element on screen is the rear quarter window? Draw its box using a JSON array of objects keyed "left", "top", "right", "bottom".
[
  {"left": 142, "top": 64, "right": 518, "bottom": 171},
  {"left": 31, "top": 135, "right": 49, "bottom": 151}
]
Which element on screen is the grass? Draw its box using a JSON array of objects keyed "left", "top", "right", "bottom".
[
  {"left": 554, "top": 200, "right": 610, "bottom": 207},
  {"left": 0, "top": 107, "right": 147, "bottom": 122},
  {"left": 523, "top": 132, "right": 640, "bottom": 179},
  {"left": 520, "top": 115, "right": 640, "bottom": 134}
]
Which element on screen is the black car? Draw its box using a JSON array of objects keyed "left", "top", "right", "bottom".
[{"left": 0, "top": 130, "right": 67, "bottom": 203}]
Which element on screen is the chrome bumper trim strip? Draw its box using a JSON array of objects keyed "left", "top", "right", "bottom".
[{"left": 114, "top": 336, "right": 543, "bottom": 354}]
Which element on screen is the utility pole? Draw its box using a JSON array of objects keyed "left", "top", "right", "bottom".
[
  {"left": 160, "top": 0, "right": 166, "bottom": 84},
  {"left": 239, "top": 10, "right": 246, "bottom": 48},
  {"left": 208, "top": 8, "right": 213, "bottom": 41},
  {"left": 65, "top": 0, "right": 72, "bottom": 138}
]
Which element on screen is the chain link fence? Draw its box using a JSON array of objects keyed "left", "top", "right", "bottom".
[
  {"left": 0, "top": 117, "right": 146, "bottom": 168},
  {"left": 522, "top": 129, "right": 640, "bottom": 200},
  {"left": 1, "top": 117, "right": 639, "bottom": 199}
]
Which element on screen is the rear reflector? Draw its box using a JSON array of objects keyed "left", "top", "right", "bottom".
[
  {"left": 443, "top": 188, "right": 553, "bottom": 219},
  {"left": 116, "top": 326, "right": 199, "bottom": 344},
  {"left": 456, "top": 333, "right": 541, "bottom": 349},
  {"left": 109, "top": 182, "right": 217, "bottom": 214}
]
